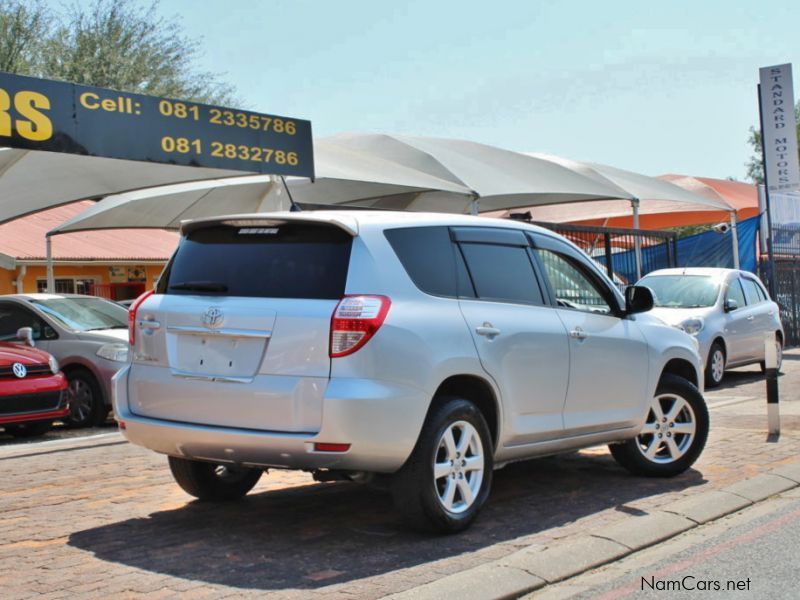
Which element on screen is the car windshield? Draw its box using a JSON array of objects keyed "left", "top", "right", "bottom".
[
  {"left": 638, "top": 275, "right": 720, "bottom": 308},
  {"left": 31, "top": 297, "right": 129, "bottom": 332}
]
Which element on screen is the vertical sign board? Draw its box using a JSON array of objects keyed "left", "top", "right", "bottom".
[
  {"left": 759, "top": 64, "right": 800, "bottom": 194},
  {"left": 0, "top": 72, "right": 314, "bottom": 178}
]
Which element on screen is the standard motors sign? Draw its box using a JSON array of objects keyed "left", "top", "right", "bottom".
[{"left": 759, "top": 64, "right": 800, "bottom": 193}]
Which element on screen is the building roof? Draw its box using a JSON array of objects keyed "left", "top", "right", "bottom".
[{"left": 0, "top": 201, "right": 179, "bottom": 263}]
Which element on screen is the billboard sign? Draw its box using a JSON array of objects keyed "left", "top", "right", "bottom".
[
  {"left": 0, "top": 72, "right": 314, "bottom": 178},
  {"left": 759, "top": 63, "right": 800, "bottom": 194}
]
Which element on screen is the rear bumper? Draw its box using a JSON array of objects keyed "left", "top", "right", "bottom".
[{"left": 112, "top": 365, "right": 429, "bottom": 473}]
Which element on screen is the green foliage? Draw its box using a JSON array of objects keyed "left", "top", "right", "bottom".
[
  {"left": 746, "top": 101, "right": 800, "bottom": 184},
  {"left": 0, "top": 0, "right": 235, "bottom": 105},
  {"left": 0, "top": 0, "right": 50, "bottom": 74}
]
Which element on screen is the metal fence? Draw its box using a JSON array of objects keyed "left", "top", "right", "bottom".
[
  {"left": 760, "top": 257, "right": 800, "bottom": 346},
  {"left": 772, "top": 224, "right": 800, "bottom": 257},
  {"left": 532, "top": 221, "right": 678, "bottom": 285}
]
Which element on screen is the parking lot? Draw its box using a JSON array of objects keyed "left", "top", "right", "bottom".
[{"left": 2, "top": 352, "right": 799, "bottom": 599}]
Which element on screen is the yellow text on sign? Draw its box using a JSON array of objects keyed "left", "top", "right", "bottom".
[
  {"left": 79, "top": 92, "right": 142, "bottom": 115},
  {"left": 0, "top": 88, "right": 53, "bottom": 141}
]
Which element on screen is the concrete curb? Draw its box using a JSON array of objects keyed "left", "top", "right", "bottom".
[
  {"left": 385, "top": 463, "right": 800, "bottom": 600},
  {"left": 0, "top": 431, "right": 124, "bottom": 460}
]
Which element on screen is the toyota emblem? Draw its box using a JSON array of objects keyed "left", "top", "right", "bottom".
[
  {"left": 12, "top": 362, "right": 27, "bottom": 378},
  {"left": 202, "top": 306, "right": 224, "bottom": 329}
]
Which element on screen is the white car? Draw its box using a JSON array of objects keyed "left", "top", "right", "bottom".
[
  {"left": 637, "top": 268, "right": 784, "bottom": 387},
  {"left": 115, "top": 211, "right": 708, "bottom": 533}
]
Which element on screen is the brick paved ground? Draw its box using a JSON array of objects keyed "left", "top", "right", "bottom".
[{"left": 1, "top": 352, "right": 798, "bottom": 599}]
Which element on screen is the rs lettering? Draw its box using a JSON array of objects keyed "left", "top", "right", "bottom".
[{"left": 0, "top": 88, "right": 53, "bottom": 141}]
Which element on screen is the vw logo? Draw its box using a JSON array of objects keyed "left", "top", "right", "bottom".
[
  {"left": 202, "top": 306, "right": 224, "bottom": 329},
  {"left": 12, "top": 363, "right": 27, "bottom": 378}
]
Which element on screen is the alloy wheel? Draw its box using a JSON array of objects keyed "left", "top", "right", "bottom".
[
  {"left": 68, "top": 378, "right": 93, "bottom": 423},
  {"left": 433, "top": 420, "right": 484, "bottom": 514},
  {"left": 710, "top": 349, "right": 724, "bottom": 384},
  {"left": 635, "top": 393, "right": 697, "bottom": 464}
]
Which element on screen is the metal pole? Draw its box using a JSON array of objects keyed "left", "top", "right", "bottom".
[
  {"left": 46, "top": 235, "right": 55, "bottom": 293},
  {"left": 469, "top": 197, "right": 480, "bottom": 216},
  {"left": 757, "top": 83, "right": 778, "bottom": 299},
  {"left": 631, "top": 198, "right": 642, "bottom": 280},
  {"left": 764, "top": 332, "right": 780, "bottom": 435},
  {"left": 729, "top": 211, "right": 740, "bottom": 269}
]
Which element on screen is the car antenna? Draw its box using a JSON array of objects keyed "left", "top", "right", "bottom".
[{"left": 280, "top": 176, "right": 302, "bottom": 212}]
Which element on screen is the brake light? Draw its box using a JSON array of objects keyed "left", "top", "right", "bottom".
[
  {"left": 330, "top": 295, "right": 391, "bottom": 357},
  {"left": 128, "top": 289, "right": 155, "bottom": 346}
]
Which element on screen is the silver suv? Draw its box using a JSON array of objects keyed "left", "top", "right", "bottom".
[{"left": 115, "top": 211, "right": 709, "bottom": 533}]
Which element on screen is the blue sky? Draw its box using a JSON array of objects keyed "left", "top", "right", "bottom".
[{"left": 101, "top": 1, "right": 800, "bottom": 179}]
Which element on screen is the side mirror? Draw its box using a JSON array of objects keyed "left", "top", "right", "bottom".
[
  {"left": 724, "top": 298, "right": 738, "bottom": 312},
  {"left": 16, "top": 327, "right": 34, "bottom": 347},
  {"left": 625, "top": 285, "right": 654, "bottom": 315}
]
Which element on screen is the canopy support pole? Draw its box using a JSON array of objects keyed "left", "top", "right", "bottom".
[
  {"left": 46, "top": 235, "right": 55, "bottom": 293},
  {"left": 730, "top": 211, "right": 740, "bottom": 270},
  {"left": 631, "top": 198, "right": 642, "bottom": 280},
  {"left": 469, "top": 197, "right": 480, "bottom": 216}
]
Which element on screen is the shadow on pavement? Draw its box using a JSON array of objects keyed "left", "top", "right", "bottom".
[{"left": 68, "top": 452, "right": 704, "bottom": 591}]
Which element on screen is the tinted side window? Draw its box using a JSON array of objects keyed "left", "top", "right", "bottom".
[
  {"left": 741, "top": 278, "right": 763, "bottom": 305},
  {"left": 385, "top": 226, "right": 459, "bottom": 297},
  {"left": 0, "top": 303, "right": 45, "bottom": 341},
  {"left": 726, "top": 279, "right": 746, "bottom": 307},
  {"left": 535, "top": 249, "right": 612, "bottom": 314},
  {"left": 163, "top": 224, "right": 352, "bottom": 299},
  {"left": 459, "top": 243, "right": 544, "bottom": 305}
]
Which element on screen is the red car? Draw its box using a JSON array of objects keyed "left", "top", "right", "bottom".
[{"left": 0, "top": 337, "right": 69, "bottom": 438}]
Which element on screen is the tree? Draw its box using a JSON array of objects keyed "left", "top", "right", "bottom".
[
  {"left": 0, "top": 0, "right": 49, "bottom": 74},
  {"left": 0, "top": 0, "right": 235, "bottom": 105},
  {"left": 746, "top": 100, "right": 800, "bottom": 184}
]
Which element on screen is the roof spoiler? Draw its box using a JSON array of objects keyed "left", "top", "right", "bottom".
[{"left": 180, "top": 212, "right": 359, "bottom": 237}]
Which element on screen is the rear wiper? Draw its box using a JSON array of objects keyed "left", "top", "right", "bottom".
[{"left": 169, "top": 281, "right": 228, "bottom": 292}]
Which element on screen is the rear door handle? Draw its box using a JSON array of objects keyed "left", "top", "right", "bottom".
[
  {"left": 476, "top": 324, "right": 501, "bottom": 339},
  {"left": 570, "top": 327, "right": 588, "bottom": 340},
  {"left": 746, "top": 316, "right": 755, "bottom": 321},
  {"left": 138, "top": 320, "right": 161, "bottom": 330}
]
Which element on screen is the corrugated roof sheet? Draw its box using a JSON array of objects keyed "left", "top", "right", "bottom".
[{"left": 0, "top": 201, "right": 178, "bottom": 261}]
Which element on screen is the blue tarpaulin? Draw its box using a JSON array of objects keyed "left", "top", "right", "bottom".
[
  {"left": 675, "top": 215, "right": 759, "bottom": 273},
  {"left": 605, "top": 216, "right": 761, "bottom": 283}
]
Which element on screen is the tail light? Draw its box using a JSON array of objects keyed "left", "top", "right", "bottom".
[
  {"left": 330, "top": 295, "right": 391, "bottom": 357},
  {"left": 128, "top": 289, "right": 155, "bottom": 346}
]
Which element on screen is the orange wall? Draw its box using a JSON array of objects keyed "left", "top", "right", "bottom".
[{"left": 0, "top": 263, "right": 166, "bottom": 295}]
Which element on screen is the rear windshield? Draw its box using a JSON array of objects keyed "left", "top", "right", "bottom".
[{"left": 160, "top": 223, "right": 353, "bottom": 299}]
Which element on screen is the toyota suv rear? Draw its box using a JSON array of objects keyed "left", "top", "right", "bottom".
[{"left": 114, "top": 211, "right": 708, "bottom": 532}]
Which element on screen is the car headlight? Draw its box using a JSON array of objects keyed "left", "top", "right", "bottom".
[
  {"left": 677, "top": 317, "right": 705, "bottom": 336},
  {"left": 96, "top": 343, "right": 130, "bottom": 362},
  {"left": 48, "top": 354, "right": 59, "bottom": 375}
]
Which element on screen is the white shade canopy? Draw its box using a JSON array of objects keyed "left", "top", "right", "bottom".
[
  {"left": 500, "top": 154, "right": 734, "bottom": 223},
  {"left": 51, "top": 133, "right": 635, "bottom": 234},
  {"left": 0, "top": 148, "right": 246, "bottom": 226}
]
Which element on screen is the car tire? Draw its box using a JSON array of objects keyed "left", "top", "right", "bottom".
[
  {"left": 168, "top": 456, "right": 263, "bottom": 501},
  {"left": 609, "top": 374, "right": 709, "bottom": 477},
  {"left": 64, "top": 368, "right": 108, "bottom": 428},
  {"left": 5, "top": 421, "right": 52, "bottom": 438},
  {"left": 760, "top": 334, "right": 783, "bottom": 373},
  {"left": 391, "top": 397, "right": 493, "bottom": 534},
  {"left": 704, "top": 341, "right": 726, "bottom": 388}
]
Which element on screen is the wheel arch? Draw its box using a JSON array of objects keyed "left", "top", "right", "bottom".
[
  {"left": 60, "top": 360, "right": 106, "bottom": 402},
  {"left": 710, "top": 336, "right": 727, "bottom": 358},
  {"left": 660, "top": 358, "right": 699, "bottom": 388},
  {"left": 430, "top": 375, "right": 500, "bottom": 449}
]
